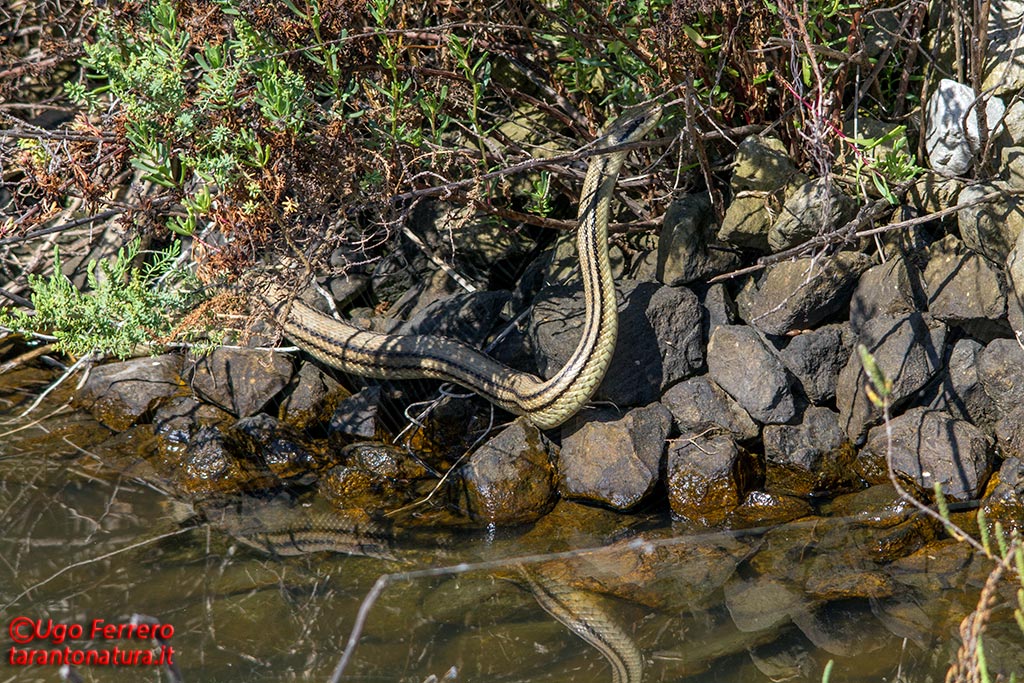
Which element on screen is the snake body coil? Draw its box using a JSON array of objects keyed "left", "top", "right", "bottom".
[{"left": 267, "top": 104, "right": 662, "bottom": 429}]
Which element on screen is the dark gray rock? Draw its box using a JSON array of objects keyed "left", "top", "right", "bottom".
[
  {"left": 185, "top": 347, "right": 293, "bottom": 417},
  {"left": 398, "top": 290, "right": 511, "bottom": 348},
  {"left": 737, "top": 252, "right": 873, "bottom": 335},
  {"left": 729, "top": 490, "right": 814, "bottom": 529},
  {"left": 1005, "top": 215, "right": 1024, "bottom": 337},
  {"left": 958, "top": 180, "right": 1024, "bottom": 263},
  {"left": 767, "top": 178, "right": 856, "bottom": 251},
  {"left": 849, "top": 257, "right": 926, "bottom": 334},
  {"left": 707, "top": 325, "right": 795, "bottom": 424},
  {"left": 344, "top": 442, "right": 428, "bottom": 480},
  {"left": 779, "top": 323, "right": 854, "bottom": 404},
  {"left": 656, "top": 193, "right": 740, "bottom": 285},
  {"left": 558, "top": 403, "right": 672, "bottom": 509},
  {"left": 977, "top": 338, "right": 1024, "bottom": 418},
  {"left": 329, "top": 386, "right": 385, "bottom": 440},
  {"left": 995, "top": 407, "right": 1024, "bottom": 459},
  {"left": 698, "top": 282, "right": 738, "bottom": 336},
  {"left": 531, "top": 281, "right": 704, "bottom": 407},
  {"left": 661, "top": 375, "right": 759, "bottom": 442},
  {"left": 172, "top": 425, "right": 274, "bottom": 496},
  {"left": 279, "top": 362, "right": 350, "bottom": 429},
  {"left": 859, "top": 407, "right": 993, "bottom": 500},
  {"left": 924, "top": 338, "right": 999, "bottom": 427},
  {"left": 924, "top": 235, "right": 1007, "bottom": 334},
  {"left": 666, "top": 433, "right": 756, "bottom": 527},
  {"left": 764, "top": 406, "right": 856, "bottom": 496},
  {"left": 75, "top": 354, "right": 186, "bottom": 431},
  {"left": 457, "top": 418, "right": 557, "bottom": 525},
  {"left": 152, "top": 396, "right": 233, "bottom": 447},
  {"left": 232, "top": 413, "right": 322, "bottom": 480},
  {"left": 836, "top": 313, "right": 947, "bottom": 443}
]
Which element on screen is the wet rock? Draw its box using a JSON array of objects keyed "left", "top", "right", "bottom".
[
  {"left": 958, "top": 180, "right": 1024, "bottom": 263},
  {"left": 791, "top": 602, "right": 890, "bottom": 658},
  {"left": 232, "top": 413, "right": 325, "bottom": 480},
  {"left": 185, "top": 347, "right": 293, "bottom": 417},
  {"left": 925, "top": 79, "right": 1005, "bottom": 175},
  {"left": 748, "top": 631, "right": 815, "bottom": 682},
  {"left": 558, "top": 403, "right": 672, "bottom": 509},
  {"left": 925, "top": 338, "right": 998, "bottom": 426},
  {"left": 728, "top": 490, "right": 814, "bottom": 529},
  {"left": 849, "top": 257, "right": 926, "bottom": 334},
  {"left": 977, "top": 337, "right": 1024, "bottom": 418},
  {"left": 328, "top": 386, "right": 385, "bottom": 441},
  {"left": 171, "top": 425, "right": 275, "bottom": 497},
  {"left": 860, "top": 408, "right": 993, "bottom": 500},
  {"left": 924, "top": 235, "right": 1007, "bottom": 335},
  {"left": 767, "top": 178, "right": 856, "bottom": 251},
  {"left": 724, "top": 573, "right": 803, "bottom": 633},
  {"left": 836, "top": 313, "right": 947, "bottom": 443},
  {"left": 981, "top": 457, "right": 1024, "bottom": 535},
  {"left": 656, "top": 192, "right": 740, "bottom": 285},
  {"left": 824, "top": 484, "right": 939, "bottom": 562},
  {"left": 457, "top": 418, "right": 556, "bottom": 525},
  {"left": 707, "top": 325, "right": 795, "bottom": 424},
  {"left": 778, "top": 324, "right": 854, "bottom": 404},
  {"left": 763, "top": 407, "right": 857, "bottom": 496},
  {"left": 279, "top": 362, "right": 350, "bottom": 429},
  {"left": 666, "top": 433, "right": 757, "bottom": 526},
  {"left": 153, "top": 396, "right": 233, "bottom": 447},
  {"left": 736, "top": 252, "right": 872, "bottom": 335},
  {"left": 532, "top": 281, "right": 704, "bottom": 407},
  {"left": 661, "top": 375, "right": 759, "bottom": 442},
  {"left": 75, "top": 354, "right": 186, "bottom": 431},
  {"left": 346, "top": 442, "right": 429, "bottom": 480},
  {"left": 397, "top": 290, "right": 511, "bottom": 348}
]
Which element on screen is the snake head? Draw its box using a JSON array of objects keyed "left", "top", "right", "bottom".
[{"left": 599, "top": 102, "right": 664, "bottom": 148}]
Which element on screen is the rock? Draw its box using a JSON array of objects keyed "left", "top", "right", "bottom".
[
  {"left": 656, "top": 192, "right": 740, "bottom": 285},
  {"left": 558, "top": 403, "right": 672, "bottom": 509},
  {"left": 345, "top": 442, "right": 428, "bottom": 480},
  {"left": 730, "top": 135, "right": 802, "bottom": 192},
  {"left": 74, "top": 354, "right": 186, "bottom": 431},
  {"left": 977, "top": 337, "right": 1024, "bottom": 418},
  {"left": 698, "top": 282, "right": 738, "bottom": 335},
  {"left": 859, "top": 408, "right": 993, "bottom": 500},
  {"left": 661, "top": 375, "right": 760, "bottom": 442},
  {"left": 1003, "top": 146, "right": 1024, "bottom": 190},
  {"left": 824, "top": 484, "right": 939, "bottom": 562},
  {"left": 1005, "top": 213, "right": 1024, "bottom": 336},
  {"left": 778, "top": 324, "right": 854, "bottom": 404},
  {"left": 152, "top": 396, "right": 233, "bottom": 447},
  {"left": 924, "top": 338, "right": 999, "bottom": 426},
  {"left": 983, "top": 1, "right": 1024, "bottom": 95},
  {"left": 232, "top": 413, "right": 324, "bottom": 480},
  {"left": 767, "top": 178, "right": 856, "bottom": 251},
  {"left": 397, "top": 290, "right": 511, "bottom": 348},
  {"left": 924, "top": 235, "right": 1007, "bottom": 335},
  {"left": 849, "top": 257, "right": 926, "bottom": 334},
  {"left": 666, "top": 433, "right": 756, "bottom": 527},
  {"left": 907, "top": 174, "right": 962, "bottom": 217},
  {"left": 279, "top": 362, "right": 350, "bottom": 429},
  {"left": 457, "top": 418, "right": 556, "bottom": 525},
  {"left": 328, "top": 386, "right": 385, "bottom": 441},
  {"left": 763, "top": 407, "right": 856, "bottom": 496},
  {"left": 320, "top": 443, "right": 428, "bottom": 512},
  {"left": 995, "top": 407, "right": 1024, "bottom": 458},
  {"left": 958, "top": 181, "right": 1024, "bottom": 263},
  {"left": 737, "top": 251, "right": 873, "bottom": 335},
  {"left": 728, "top": 490, "right": 814, "bottom": 529},
  {"left": 171, "top": 425, "right": 275, "bottom": 497},
  {"left": 707, "top": 325, "right": 795, "bottom": 424},
  {"left": 836, "top": 313, "right": 947, "bottom": 443},
  {"left": 531, "top": 281, "right": 704, "bottom": 407},
  {"left": 925, "top": 79, "right": 1005, "bottom": 175},
  {"left": 981, "top": 457, "right": 1024, "bottom": 535},
  {"left": 718, "top": 192, "right": 780, "bottom": 251},
  {"left": 185, "top": 347, "right": 293, "bottom": 417}
]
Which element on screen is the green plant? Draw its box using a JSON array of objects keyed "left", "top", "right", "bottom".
[{"left": 0, "top": 240, "right": 198, "bottom": 358}]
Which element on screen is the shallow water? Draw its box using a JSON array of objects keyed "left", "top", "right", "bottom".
[{"left": 0, "top": 367, "right": 1017, "bottom": 683}]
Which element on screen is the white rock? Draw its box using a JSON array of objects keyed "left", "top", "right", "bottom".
[{"left": 925, "top": 79, "right": 1006, "bottom": 175}]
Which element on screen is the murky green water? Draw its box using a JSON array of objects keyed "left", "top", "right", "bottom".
[{"left": 0, "top": 366, "right": 1019, "bottom": 683}]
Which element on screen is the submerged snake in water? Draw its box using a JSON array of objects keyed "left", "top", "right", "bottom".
[{"left": 263, "top": 103, "right": 663, "bottom": 429}]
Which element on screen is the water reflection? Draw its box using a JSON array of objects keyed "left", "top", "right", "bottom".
[{"left": 0, "top": 370, "right": 1016, "bottom": 682}]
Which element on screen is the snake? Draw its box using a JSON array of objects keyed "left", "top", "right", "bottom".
[{"left": 264, "top": 103, "right": 662, "bottom": 429}]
